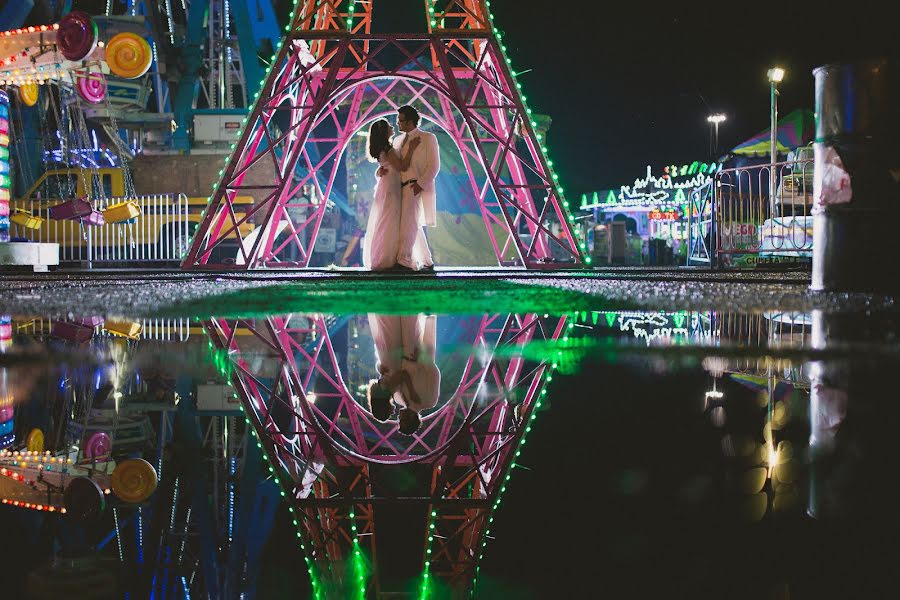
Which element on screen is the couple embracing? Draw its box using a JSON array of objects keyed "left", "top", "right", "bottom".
[{"left": 362, "top": 105, "right": 439, "bottom": 273}]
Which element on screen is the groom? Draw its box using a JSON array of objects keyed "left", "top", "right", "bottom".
[{"left": 391, "top": 105, "right": 439, "bottom": 273}]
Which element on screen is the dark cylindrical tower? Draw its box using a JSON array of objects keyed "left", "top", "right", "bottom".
[{"left": 811, "top": 60, "right": 899, "bottom": 293}]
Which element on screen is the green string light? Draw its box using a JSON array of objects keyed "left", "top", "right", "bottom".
[
  {"left": 349, "top": 509, "right": 369, "bottom": 599},
  {"left": 481, "top": 1, "right": 586, "bottom": 267},
  {"left": 200, "top": 313, "right": 325, "bottom": 596},
  {"left": 468, "top": 312, "right": 573, "bottom": 596}
]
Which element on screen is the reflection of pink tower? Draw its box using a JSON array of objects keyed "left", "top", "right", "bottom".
[
  {"left": 204, "top": 311, "right": 569, "bottom": 596},
  {"left": 184, "top": 0, "right": 586, "bottom": 270}
]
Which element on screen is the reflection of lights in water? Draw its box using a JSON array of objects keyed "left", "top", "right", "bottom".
[
  {"left": 767, "top": 444, "right": 779, "bottom": 479},
  {"left": 593, "top": 310, "right": 713, "bottom": 346}
]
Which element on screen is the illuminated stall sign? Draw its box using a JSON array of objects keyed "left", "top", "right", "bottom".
[
  {"left": 580, "top": 161, "right": 722, "bottom": 211},
  {"left": 648, "top": 209, "right": 679, "bottom": 221}
]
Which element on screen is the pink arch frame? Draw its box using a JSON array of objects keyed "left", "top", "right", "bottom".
[
  {"left": 183, "top": 30, "right": 583, "bottom": 269},
  {"left": 203, "top": 311, "right": 567, "bottom": 594}
]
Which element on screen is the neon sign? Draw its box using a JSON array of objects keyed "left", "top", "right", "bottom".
[
  {"left": 648, "top": 210, "right": 678, "bottom": 221},
  {"left": 580, "top": 161, "right": 723, "bottom": 211}
]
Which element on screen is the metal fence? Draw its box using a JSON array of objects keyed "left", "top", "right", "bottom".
[
  {"left": 17, "top": 317, "right": 192, "bottom": 342},
  {"left": 714, "top": 159, "right": 814, "bottom": 264},
  {"left": 10, "top": 194, "right": 190, "bottom": 265}
]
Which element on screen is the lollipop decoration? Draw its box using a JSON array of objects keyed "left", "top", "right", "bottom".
[
  {"left": 84, "top": 431, "right": 111, "bottom": 459},
  {"left": 75, "top": 71, "right": 106, "bottom": 104},
  {"left": 18, "top": 83, "right": 38, "bottom": 107},
  {"left": 56, "top": 11, "right": 98, "bottom": 62},
  {"left": 110, "top": 458, "right": 157, "bottom": 503},
  {"left": 105, "top": 32, "right": 152, "bottom": 79},
  {"left": 63, "top": 476, "right": 106, "bottom": 520},
  {"left": 25, "top": 428, "right": 44, "bottom": 453}
]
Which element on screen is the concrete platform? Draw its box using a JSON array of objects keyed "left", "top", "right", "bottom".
[{"left": 0, "top": 242, "right": 60, "bottom": 272}]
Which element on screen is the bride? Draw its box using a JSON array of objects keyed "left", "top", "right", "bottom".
[{"left": 362, "top": 118, "right": 420, "bottom": 271}]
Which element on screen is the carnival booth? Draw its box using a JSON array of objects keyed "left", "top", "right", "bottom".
[
  {"left": 716, "top": 109, "right": 816, "bottom": 267},
  {"left": 580, "top": 160, "right": 722, "bottom": 265}
]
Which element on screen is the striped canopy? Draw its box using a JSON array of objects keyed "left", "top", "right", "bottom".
[{"left": 729, "top": 109, "right": 814, "bottom": 156}]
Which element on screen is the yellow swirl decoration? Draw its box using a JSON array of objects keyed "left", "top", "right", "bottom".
[
  {"left": 18, "top": 83, "right": 39, "bottom": 107},
  {"left": 111, "top": 458, "right": 158, "bottom": 503},
  {"left": 105, "top": 32, "right": 153, "bottom": 79},
  {"left": 26, "top": 428, "right": 44, "bottom": 453}
]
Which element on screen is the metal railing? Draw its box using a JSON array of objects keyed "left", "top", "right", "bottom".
[
  {"left": 10, "top": 193, "right": 190, "bottom": 265},
  {"left": 17, "top": 317, "right": 192, "bottom": 342},
  {"left": 687, "top": 179, "right": 715, "bottom": 265},
  {"left": 714, "top": 159, "right": 814, "bottom": 265}
]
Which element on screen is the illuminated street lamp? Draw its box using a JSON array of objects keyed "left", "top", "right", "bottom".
[
  {"left": 706, "top": 113, "right": 726, "bottom": 157},
  {"left": 767, "top": 67, "right": 785, "bottom": 217}
]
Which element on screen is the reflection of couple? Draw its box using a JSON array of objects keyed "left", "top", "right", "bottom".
[
  {"left": 366, "top": 314, "right": 440, "bottom": 436},
  {"left": 362, "top": 105, "right": 439, "bottom": 273}
]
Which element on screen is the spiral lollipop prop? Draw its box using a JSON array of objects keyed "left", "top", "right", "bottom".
[
  {"left": 0, "top": 12, "right": 149, "bottom": 88},
  {"left": 63, "top": 476, "right": 106, "bottom": 520},
  {"left": 84, "top": 431, "right": 111, "bottom": 459},
  {"left": 25, "top": 428, "right": 44, "bottom": 453},
  {"left": 17, "top": 82, "right": 39, "bottom": 107},
  {"left": 110, "top": 458, "right": 157, "bottom": 503},
  {"left": 105, "top": 32, "right": 153, "bottom": 80},
  {"left": 75, "top": 70, "right": 106, "bottom": 104},
  {"left": 56, "top": 11, "right": 99, "bottom": 62}
]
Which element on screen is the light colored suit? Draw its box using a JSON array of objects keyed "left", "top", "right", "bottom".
[
  {"left": 369, "top": 314, "right": 440, "bottom": 414},
  {"left": 394, "top": 127, "right": 439, "bottom": 268}
]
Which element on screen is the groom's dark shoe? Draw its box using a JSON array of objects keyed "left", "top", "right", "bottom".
[{"left": 419, "top": 264, "right": 436, "bottom": 274}]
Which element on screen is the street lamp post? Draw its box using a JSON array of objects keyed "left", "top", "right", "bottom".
[
  {"left": 766, "top": 67, "right": 785, "bottom": 219},
  {"left": 706, "top": 114, "right": 726, "bottom": 158}
]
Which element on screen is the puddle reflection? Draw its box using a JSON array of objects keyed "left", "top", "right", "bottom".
[{"left": 0, "top": 308, "right": 897, "bottom": 598}]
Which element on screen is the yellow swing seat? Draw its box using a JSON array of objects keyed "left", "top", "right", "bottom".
[
  {"left": 10, "top": 208, "right": 44, "bottom": 229},
  {"left": 102, "top": 200, "right": 141, "bottom": 223},
  {"left": 104, "top": 319, "right": 143, "bottom": 340}
]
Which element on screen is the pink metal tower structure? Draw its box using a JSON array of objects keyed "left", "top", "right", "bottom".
[
  {"left": 203, "top": 310, "right": 570, "bottom": 596},
  {"left": 183, "top": 0, "right": 585, "bottom": 270}
]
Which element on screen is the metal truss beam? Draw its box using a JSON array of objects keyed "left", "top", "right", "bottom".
[{"left": 184, "top": 0, "right": 582, "bottom": 270}]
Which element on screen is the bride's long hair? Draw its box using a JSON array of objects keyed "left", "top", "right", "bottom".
[{"left": 368, "top": 119, "right": 392, "bottom": 161}]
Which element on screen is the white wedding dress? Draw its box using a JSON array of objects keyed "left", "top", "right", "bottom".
[{"left": 362, "top": 151, "right": 401, "bottom": 270}]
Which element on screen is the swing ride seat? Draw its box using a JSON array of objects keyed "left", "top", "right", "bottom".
[
  {"left": 101, "top": 200, "right": 141, "bottom": 224},
  {"left": 50, "top": 321, "right": 95, "bottom": 344},
  {"left": 10, "top": 208, "right": 44, "bottom": 230},
  {"left": 49, "top": 197, "right": 93, "bottom": 221},
  {"left": 103, "top": 320, "right": 142, "bottom": 340},
  {"left": 81, "top": 210, "right": 105, "bottom": 226}
]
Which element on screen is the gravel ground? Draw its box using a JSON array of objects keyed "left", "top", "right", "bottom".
[{"left": 0, "top": 268, "right": 893, "bottom": 318}]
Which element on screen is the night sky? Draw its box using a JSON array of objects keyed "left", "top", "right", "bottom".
[
  {"left": 28, "top": 0, "right": 898, "bottom": 197},
  {"left": 487, "top": 1, "right": 898, "bottom": 194}
]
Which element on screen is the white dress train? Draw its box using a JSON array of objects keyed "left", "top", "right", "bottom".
[{"left": 362, "top": 151, "right": 401, "bottom": 270}]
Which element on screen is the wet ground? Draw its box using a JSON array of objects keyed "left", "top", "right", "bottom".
[
  {"left": 0, "top": 269, "right": 898, "bottom": 599},
  {"left": 0, "top": 268, "right": 893, "bottom": 317}
]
